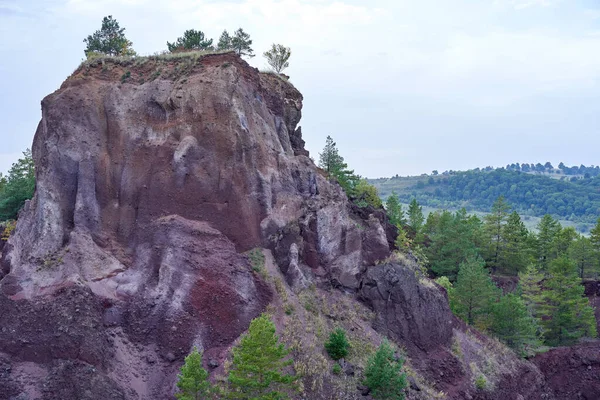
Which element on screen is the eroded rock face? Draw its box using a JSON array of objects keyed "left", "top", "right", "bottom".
[
  {"left": 0, "top": 53, "right": 392, "bottom": 398},
  {"left": 359, "top": 262, "right": 453, "bottom": 353}
]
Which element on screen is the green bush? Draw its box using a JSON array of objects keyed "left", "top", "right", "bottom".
[
  {"left": 324, "top": 328, "right": 349, "bottom": 360},
  {"left": 363, "top": 340, "right": 407, "bottom": 400},
  {"left": 332, "top": 363, "right": 342, "bottom": 375},
  {"left": 475, "top": 375, "right": 487, "bottom": 390}
]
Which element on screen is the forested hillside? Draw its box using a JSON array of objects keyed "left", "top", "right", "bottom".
[{"left": 371, "top": 164, "right": 600, "bottom": 225}]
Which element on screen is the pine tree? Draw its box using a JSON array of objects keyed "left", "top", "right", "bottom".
[
  {"left": 385, "top": 192, "right": 405, "bottom": 227},
  {"left": 167, "top": 29, "right": 213, "bottom": 52},
  {"left": 407, "top": 198, "right": 424, "bottom": 234},
  {"left": 317, "top": 136, "right": 359, "bottom": 196},
  {"left": 228, "top": 313, "right": 295, "bottom": 399},
  {"left": 541, "top": 257, "right": 597, "bottom": 346},
  {"left": 176, "top": 347, "right": 213, "bottom": 400},
  {"left": 83, "top": 15, "right": 135, "bottom": 57},
  {"left": 489, "top": 293, "right": 540, "bottom": 354},
  {"left": 217, "top": 30, "right": 233, "bottom": 50},
  {"left": 569, "top": 235, "right": 596, "bottom": 279},
  {"left": 590, "top": 217, "right": 600, "bottom": 277},
  {"left": 324, "top": 328, "right": 349, "bottom": 360},
  {"left": 231, "top": 28, "right": 254, "bottom": 57},
  {"left": 363, "top": 340, "right": 407, "bottom": 400},
  {"left": 453, "top": 257, "right": 498, "bottom": 328},
  {"left": 318, "top": 136, "right": 344, "bottom": 174},
  {"left": 502, "top": 212, "right": 531, "bottom": 274},
  {"left": 518, "top": 264, "right": 544, "bottom": 316},
  {"left": 552, "top": 227, "right": 577, "bottom": 259},
  {"left": 263, "top": 44, "right": 291, "bottom": 73},
  {"left": 484, "top": 196, "right": 511, "bottom": 273},
  {"left": 0, "top": 149, "right": 35, "bottom": 221},
  {"left": 536, "top": 215, "right": 561, "bottom": 271}
]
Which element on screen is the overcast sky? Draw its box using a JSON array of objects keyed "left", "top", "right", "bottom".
[{"left": 1, "top": 0, "right": 599, "bottom": 177}]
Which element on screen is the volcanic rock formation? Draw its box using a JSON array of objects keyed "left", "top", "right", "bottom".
[
  {"left": 0, "top": 52, "right": 591, "bottom": 400},
  {"left": 0, "top": 52, "right": 395, "bottom": 399}
]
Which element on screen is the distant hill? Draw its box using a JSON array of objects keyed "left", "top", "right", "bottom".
[{"left": 370, "top": 163, "right": 600, "bottom": 227}]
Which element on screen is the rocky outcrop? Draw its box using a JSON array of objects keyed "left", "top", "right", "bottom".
[
  {"left": 0, "top": 52, "right": 392, "bottom": 398},
  {"left": 359, "top": 262, "right": 453, "bottom": 353}
]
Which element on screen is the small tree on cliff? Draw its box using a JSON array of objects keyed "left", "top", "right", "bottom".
[
  {"left": 364, "top": 340, "right": 407, "bottom": 400},
  {"left": 176, "top": 347, "right": 213, "bottom": 400},
  {"left": 231, "top": 28, "right": 254, "bottom": 57},
  {"left": 83, "top": 15, "right": 135, "bottom": 57},
  {"left": 217, "top": 30, "right": 233, "bottom": 50},
  {"left": 228, "top": 313, "right": 295, "bottom": 399},
  {"left": 318, "top": 136, "right": 360, "bottom": 196},
  {"left": 263, "top": 44, "right": 291, "bottom": 73},
  {"left": 168, "top": 29, "right": 214, "bottom": 52}
]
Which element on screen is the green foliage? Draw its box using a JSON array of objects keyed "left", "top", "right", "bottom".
[
  {"left": 475, "top": 375, "right": 487, "bottom": 390},
  {"left": 540, "top": 257, "right": 597, "bottom": 346},
  {"left": 518, "top": 264, "right": 544, "bottom": 316},
  {"left": 228, "top": 313, "right": 295, "bottom": 399},
  {"left": 501, "top": 212, "right": 532, "bottom": 274},
  {"left": 263, "top": 44, "right": 291, "bottom": 73},
  {"left": 217, "top": 30, "right": 233, "bottom": 50},
  {"left": 324, "top": 328, "right": 349, "bottom": 360},
  {"left": 83, "top": 15, "right": 135, "bottom": 57},
  {"left": 489, "top": 293, "right": 540, "bottom": 354},
  {"left": 1, "top": 220, "right": 16, "bottom": 241},
  {"left": 569, "top": 235, "right": 596, "bottom": 279},
  {"left": 0, "top": 149, "right": 35, "bottom": 221},
  {"left": 371, "top": 168, "right": 600, "bottom": 224},
  {"left": 317, "top": 136, "right": 360, "bottom": 199},
  {"left": 385, "top": 192, "right": 405, "bottom": 227},
  {"left": 231, "top": 28, "right": 254, "bottom": 57},
  {"left": 331, "top": 363, "right": 342, "bottom": 375},
  {"left": 354, "top": 179, "right": 382, "bottom": 208},
  {"left": 168, "top": 29, "right": 214, "bottom": 52},
  {"left": 407, "top": 198, "right": 424, "bottom": 234},
  {"left": 394, "top": 225, "right": 411, "bottom": 252},
  {"left": 424, "top": 209, "right": 483, "bottom": 279},
  {"left": 176, "top": 347, "right": 213, "bottom": 400},
  {"left": 363, "top": 340, "right": 407, "bottom": 400},
  {"left": 483, "top": 196, "right": 510, "bottom": 273},
  {"left": 452, "top": 257, "right": 498, "bottom": 328},
  {"left": 536, "top": 215, "right": 561, "bottom": 271}
]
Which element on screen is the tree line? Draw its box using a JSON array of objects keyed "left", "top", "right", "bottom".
[
  {"left": 84, "top": 15, "right": 292, "bottom": 73},
  {"left": 387, "top": 194, "right": 599, "bottom": 352},
  {"left": 375, "top": 168, "right": 600, "bottom": 224}
]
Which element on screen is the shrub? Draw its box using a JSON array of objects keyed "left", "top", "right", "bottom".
[
  {"left": 475, "top": 375, "right": 487, "bottom": 390},
  {"left": 332, "top": 363, "right": 342, "bottom": 375},
  {"left": 364, "top": 340, "right": 407, "bottom": 400},
  {"left": 324, "top": 328, "right": 349, "bottom": 360}
]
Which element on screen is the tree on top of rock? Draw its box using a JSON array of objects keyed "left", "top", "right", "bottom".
[
  {"left": 168, "top": 29, "right": 214, "bottom": 52},
  {"left": 217, "top": 30, "right": 233, "bottom": 50},
  {"left": 263, "top": 44, "right": 291, "bottom": 73},
  {"left": 83, "top": 15, "right": 135, "bottom": 57},
  {"left": 231, "top": 28, "right": 254, "bottom": 57}
]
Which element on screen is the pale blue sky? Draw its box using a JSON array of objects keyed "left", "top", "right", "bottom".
[{"left": 1, "top": 0, "right": 599, "bottom": 177}]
